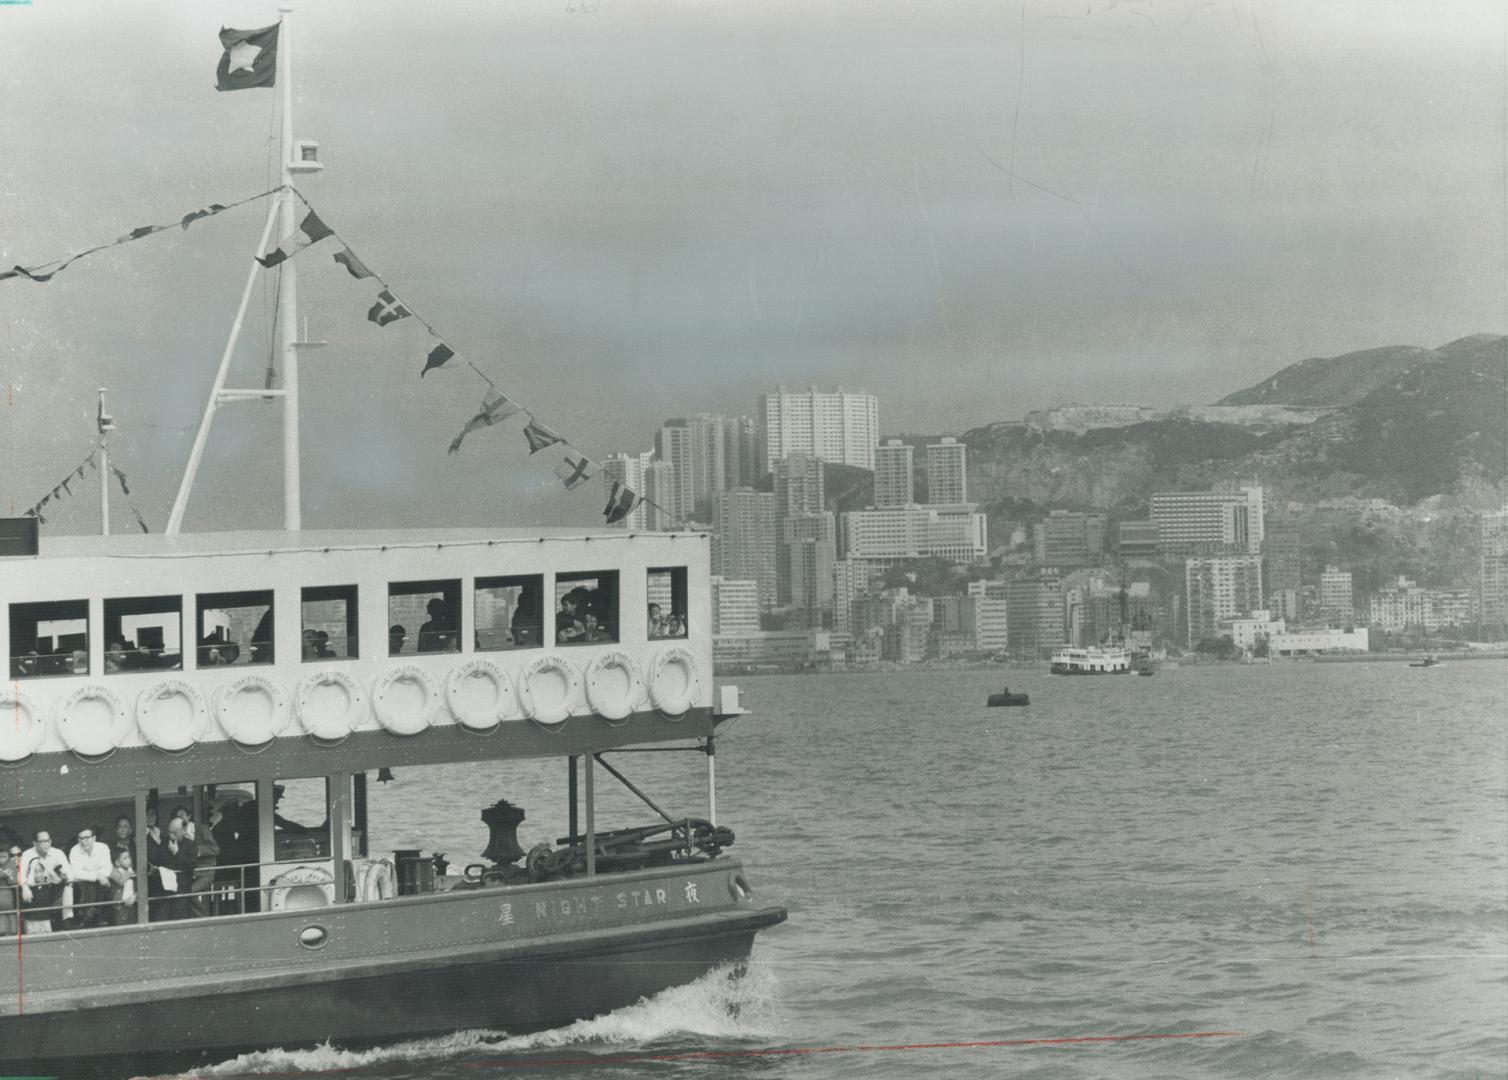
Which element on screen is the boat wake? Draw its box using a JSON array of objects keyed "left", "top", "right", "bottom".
[{"left": 152, "top": 961, "right": 781, "bottom": 1078}]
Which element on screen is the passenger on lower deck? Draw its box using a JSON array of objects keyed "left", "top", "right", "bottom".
[
  {"left": 0, "top": 845, "right": 18, "bottom": 936},
  {"left": 67, "top": 827, "right": 113, "bottom": 928},
  {"left": 19, "top": 831, "right": 69, "bottom": 933}
]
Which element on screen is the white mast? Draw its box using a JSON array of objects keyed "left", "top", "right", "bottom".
[
  {"left": 97, "top": 387, "right": 112, "bottom": 535},
  {"left": 277, "top": 4, "right": 301, "bottom": 531},
  {"left": 167, "top": 7, "right": 319, "bottom": 534}
]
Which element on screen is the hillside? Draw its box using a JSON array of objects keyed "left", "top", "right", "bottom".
[{"left": 1216, "top": 344, "right": 1438, "bottom": 407}]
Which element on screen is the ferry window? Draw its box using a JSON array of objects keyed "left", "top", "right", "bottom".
[
  {"left": 555, "top": 571, "right": 619, "bottom": 645},
  {"left": 647, "top": 567, "right": 689, "bottom": 639},
  {"left": 302, "top": 585, "right": 358, "bottom": 661},
  {"left": 196, "top": 590, "right": 274, "bottom": 667},
  {"left": 9, "top": 599, "right": 89, "bottom": 678},
  {"left": 389, "top": 580, "right": 460, "bottom": 655},
  {"left": 5, "top": 796, "right": 132, "bottom": 931},
  {"left": 474, "top": 574, "right": 544, "bottom": 651},
  {"left": 272, "top": 777, "right": 331, "bottom": 865},
  {"left": 103, "top": 595, "right": 182, "bottom": 673}
]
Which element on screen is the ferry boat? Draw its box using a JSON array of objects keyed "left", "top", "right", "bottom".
[
  {"left": 0, "top": 12, "right": 784, "bottom": 1076},
  {"left": 1049, "top": 646, "right": 1133, "bottom": 675}
]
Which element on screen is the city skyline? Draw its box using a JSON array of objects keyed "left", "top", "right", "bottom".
[{"left": 3, "top": 1, "right": 1503, "bottom": 536}]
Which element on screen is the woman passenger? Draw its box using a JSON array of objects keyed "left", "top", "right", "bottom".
[{"left": 109, "top": 850, "right": 137, "bottom": 925}]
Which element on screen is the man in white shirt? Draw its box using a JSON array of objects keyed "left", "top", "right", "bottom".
[
  {"left": 19, "top": 831, "right": 70, "bottom": 933},
  {"left": 69, "top": 827, "right": 113, "bottom": 928}
]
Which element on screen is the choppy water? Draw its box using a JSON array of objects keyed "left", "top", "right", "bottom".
[{"left": 166, "top": 661, "right": 1507, "bottom": 1079}]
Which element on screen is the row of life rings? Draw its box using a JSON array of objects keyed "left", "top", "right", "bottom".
[{"left": 0, "top": 647, "right": 702, "bottom": 762}]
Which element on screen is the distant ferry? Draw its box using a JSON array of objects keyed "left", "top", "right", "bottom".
[{"left": 1050, "top": 646, "right": 1133, "bottom": 675}]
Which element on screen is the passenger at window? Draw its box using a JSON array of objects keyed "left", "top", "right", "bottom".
[
  {"left": 664, "top": 614, "right": 686, "bottom": 638},
  {"left": 190, "top": 806, "right": 222, "bottom": 918},
  {"left": 109, "top": 850, "right": 137, "bottom": 926},
  {"left": 19, "top": 831, "right": 70, "bottom": 933},
  {"left": 647, "top": 603, "right": 665, "bottom": 639},
  {"left": 315, "top": 630, "right": 336, "bottom": 658},
  {"left": 110, "top": 815, "right": 135, "bottom": 864},
  {"left": 510, "top": 605, "right": 540, "bottom": 648},
  {"left": 68, "top": 828, "right": 113, "bottom": 928},
  {"left": 417, "top": 598, "right": 458, "bottom": 653},
  {"left": 105, "top": 640, "right": 131, "bottom": 672},
  {"left": 154, "top": 818, "right": 197, "bottom": 920},
  {"left": 388, "top": 624, "right": 407, "bottom": 655},
  {"left": 582, "top": 612, "right": 609, "bottom": 642},
  {"left": 301, "top": 628, "right": 320, "bottom": 660},
  {"left": 249, "top": 609, "right": 274, "bottom": 664},
  {"left": 556, "top": 589, "right": 588, "bottom": 644}
]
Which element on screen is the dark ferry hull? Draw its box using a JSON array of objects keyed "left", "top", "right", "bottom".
[{"left": 0, "top": 860, "right": 784, "bottom": 1078}]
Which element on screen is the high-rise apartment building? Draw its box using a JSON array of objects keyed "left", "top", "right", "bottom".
[
  {"left": 1368, "top": 578, "right": 1474, "bottom": 632},
  {"left": 778, "top": 511, "right": 837, "bottom": 607},
  {"left": 1319, "top": 566, "right": 1354, "bottom": 622},
  {"left": 758, "top": 387, "right": 879, "bottom": 472},
  {"left": 966, "top": 579, "right": 1010, "bottom": 653},
  {"left": 1263, "top": 519, "right": 1303, "bottom": 618},
  {"left": 773, "top": 452, "right": 825, "bottom": 518},
  {"left": 833, "top": 559, "right": 878, "bottom": 635},
  {"left": 1185, "top": 555, "right": 1264, "bottom": 645},
  {"left": 874, "top": 439, "right": 914, "bottom": 507},
  {"left": 641, "top": 459, "right": 676, "bottom": 531},
  {"left": 653, "top": 420, "right": 697, "bottom": 525},
  {"left": 842, "top": 506, "right": 988, "bottom": 564},
  {"left": 711, "top": 577, "right": 761, "bottom": 636},
  {"left": 1005, "top": 576, "right": 1064, "bottom": 658},
  {"left": 926, "top": 437, "right": 967, "bottom": 505},
  {"left": 1151, "top": 485, "right": 1265, "bottom": 554},
  {"left": 1033, "top": 510, "right": 1107, "bottom": 568},
  {"left": 1480, "top": 509, "right": 1508, "bottom": 631},
  {"left": 602, "top": 453, "right": 649, "bottom": 531},
  {"left": 712, "top": 489, "right": 777, "bottom": 610}
]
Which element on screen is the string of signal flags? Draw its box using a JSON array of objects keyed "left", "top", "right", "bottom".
[{"left": 5, "top": 186, "right": 663, "bottom": 528}]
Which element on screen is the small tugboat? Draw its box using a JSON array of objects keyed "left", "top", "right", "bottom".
[
  {"left": 1409, "top": 655, "right": 1444, "bottom": 668},
  {"left": 987, "top": 687, "right": 1030, "bottom": 707}
]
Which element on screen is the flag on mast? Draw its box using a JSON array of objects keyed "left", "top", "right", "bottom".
[
  {"left": 257, "top": 210, "right": 334, "bottom": 268},
  {"left": 97, "top": 399, "right": 115, "bottom": 434},
  {"left": 216, "top": 24, "right": 280, "bottom": 91}
]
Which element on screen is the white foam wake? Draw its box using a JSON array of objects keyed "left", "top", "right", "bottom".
[{"left": 152, "top": 960, "right": 782, "bottom": 1078}]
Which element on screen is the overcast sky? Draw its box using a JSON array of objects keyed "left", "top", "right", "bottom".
[{"left": 2, "top": 0, "right": 1503, "bottom": 532}]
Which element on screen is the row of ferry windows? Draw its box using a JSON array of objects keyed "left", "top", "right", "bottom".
[{"left": 7, "top": 567, "right": 689, "bottom": 679}]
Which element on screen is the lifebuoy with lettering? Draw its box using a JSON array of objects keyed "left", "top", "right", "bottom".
[
  {"left": 519, "top": 653, "right": 581, "bottom": 727},
  {"left": 135, "top": 679, "right": 211, "bottom": 752},
  {"left": 0, "top": 689, "right": 46, "bottom": 762},
  {"left": 584, "top": 650, "right": 645, "bottom": 722},
  {"left": 648, "top": 646, "right": 701, "bottom": 718},
  {"left": 54, "top": 683, "right": 133, "bottom": 756},
  {"left": 444, "top": 658, "right": 516, "bottom": 731},
  {"left": 295, "top": 668, "right": 368, "bottom": 740},
  {"left": 371, "top": 663, "right": 439, "bottom": 736},
  {"left": 268, "top": 864, "right": 335, "bottom": 912},
  {"left": 214, "top": 673, "right": 292, "bottom": 746}
]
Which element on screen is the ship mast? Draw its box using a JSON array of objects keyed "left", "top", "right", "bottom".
[{"left": 167, "top": 6, "right": 315, "bottom": 534}]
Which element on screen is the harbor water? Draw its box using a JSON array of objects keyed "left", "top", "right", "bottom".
[{"left": 169, "top": 661, "right": 1506, "bottom": 1079}]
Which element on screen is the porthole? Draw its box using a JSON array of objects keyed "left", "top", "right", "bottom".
[{"left": 298, "top": 924, "right": 329, "bottom": 950}]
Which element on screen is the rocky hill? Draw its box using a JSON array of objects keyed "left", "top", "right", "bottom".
[{"left": 1216, "top": 344, "right": 1440, "bottom": 407}]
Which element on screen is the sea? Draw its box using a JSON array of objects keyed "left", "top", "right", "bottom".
[{"left": 165, "top": 661, "right": 1507, "bottom": 1080}]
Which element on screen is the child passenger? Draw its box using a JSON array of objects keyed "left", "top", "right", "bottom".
[{"left": 110, "top": 850, "right": 137, "bottom": 925}]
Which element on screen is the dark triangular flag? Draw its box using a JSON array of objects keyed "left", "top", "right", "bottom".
[
  {"left": 216, "top": 24, "right": 280, "bottom": 91},
  {"left": 9, "top": 265, "right": 57, "bottom": 283},
  {"left": 449, "top": 391, "right": 522, "bottom": 454},
  {"left": 421, "top": 342, "right": 455, "bottom": 378},
  {"left": 181, "top": 203, "right": 227, "bottom": 230},
  {"left": 555, "top": 453, "right": 598, "bottom": 491},
  {"left": 258, "top": 209, "right": 334, "bottom": 268},
  {"left": 368, "top": 288, "right": 411, "bottom": 327},
  {"left": 333, "top": 247, "right": 375, "bottom": 279},
  {"left": 118, "top": 225, "right": 159, "bottom": 243},
  {"left": 603, "top": 480, "right": 641, "bottom": 524},
  {"left": 112, "top": 466, "right": 130, "bottom": 496},
  {"left": 523, "top": 418, "right": 565, "bottom": 454},
  {"left": 61, "top": 476, "right": 73, "bottom": 496}
]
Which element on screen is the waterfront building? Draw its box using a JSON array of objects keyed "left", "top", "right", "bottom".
[
  {"left": 712, "top": 489, "right": 777, "bottom": 610},
  {"left": 832, "top": 558, "right": 879, "bottom": 635},
  {"left": 710, "top": 577, "right": 761, "bottom": 636},
  {"left": 1006, "top": 576, "right": 1064, "bottom": 658},
  {"left": 1319, "top": 566, "right": 1355, "bottom": 622},
  {"left": 712, "top": 629, "right": 831, "bottom": 669},
  {"left": 1264, "top": 519, "right": 1304, "bottom": 616},
  {"left": 931, "top": 595, "right": 975, "bottom": 657},
  {"left": 874, "top": 439, "right": 914, "bottom": 508},
  {"left": 1269, "top": 626, "right": 1370, "bottom": 655},
  {"left": 1034, "top": 510, "right": 1108, "bottom": 568},
  {"left": 842, "top": 506, "right": 988, "bottom": 564},
  {"left": 1151, "top": 485, "right": 1265, "bottom": 554},
  {"left": 1481, "top": 508, "right": 1508, "bottom": 632},
  {"left": 926, "top": 437, "right": 967, "bottom": 505},
  {"left": 1220, "top": 609, "right": 1286, "bottom": 652},
  {"left": 758, "top": 386, "right": 878, "bottom": 472},
  {"left": 1368, "top": 578, "right": 1474, "bottom": 632},
  {"left": 1185, "top": 555, "right": 1264, "bottom": 645},
  {"left": 1115, "top": 519, "right": 1161, "bottom": 560},
  {"left": 966, "top": 579, "right": 1009, "bottom": 653}
]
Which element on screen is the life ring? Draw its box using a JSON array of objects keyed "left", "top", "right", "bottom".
[
  {"left": 268, "top": 864, "right": 335, "bottom": 912},
  {"left": 444, "top": 658, "right": 516, "bottom": 731},
  {"left": 371, "top": 664, "right": 439, "bottom": 736},
  {"left": 355, "top": 858, "right": 397, "bottom": 902},
  {"left": 54, "top": 683, "right": 133, "bottom": 756},
  {"left": 648, "top": 646, "right": 702, "bottom": 718},
  {"left": 135, "top": 679, "right": 211, "bottom": 752},
  {"left": 295, "top": 668, "right": 368, "bottom": 740},
  {"left": 518, "top": 654, "right": 582, "bottom": 727},
  {"left": 213, "top": 673, "right": 292, "bottom": 746},
  {"left": 0, "top": 689, "right": 46, "bottom": 762},
  {"left": 584, "top": 650, "right": 645, "bottom": 722}
]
